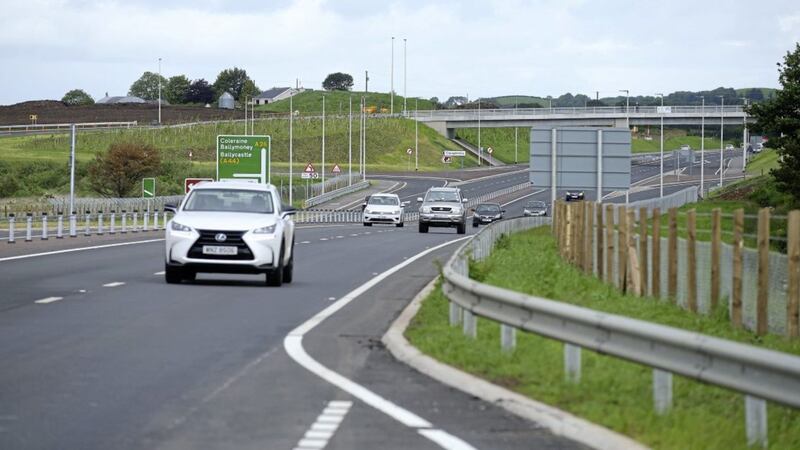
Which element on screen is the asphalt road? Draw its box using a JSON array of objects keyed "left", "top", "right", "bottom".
[{"left": 0, "top": 161, "right": 706, "bottom": 449}]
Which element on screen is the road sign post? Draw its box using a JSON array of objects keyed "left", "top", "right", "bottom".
[
  {"left": 216, "top": 135, "right": 271, "bottom": 184},
  {"left": 142, "top": 178, "right": 156, "bottom": 199}
]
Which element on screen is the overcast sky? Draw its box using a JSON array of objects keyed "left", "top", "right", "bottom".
[{"left": 1, "top": 0, "right": 799, "bottom": 105}]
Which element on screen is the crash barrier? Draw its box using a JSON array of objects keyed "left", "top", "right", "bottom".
[
  {"left": 442, "top": 216, "right": 800, "bottom": 448},
  {"left": 303, "top": 180, "right": 370, "bottom": 208}
]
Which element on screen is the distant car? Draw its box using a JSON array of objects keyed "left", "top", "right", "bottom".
[
  {"left": 163, "top": 181, "right": 296, "bottom": 286},
  {"left": 753, "top": 143, "right": 764, "bottom": 153},
  {"left": 680, "top": 144, "right": 691, "bottom": 151},
  {"left": 725, "top": 144, "right": 735, "bottom": 151},
  {"left": 471, "top": 203, "right": 505, "bottom": 227},
  {"left": 417, "top": 187, "right": 467, "bottom": 234},
  {"left": 523, "top": 200, "right": 548, "bottom": 217},
  {"left": 362, "top": 193, "right": 408, "bottom": 227},
  {"left": 565, "top": 191, "right": 584, "bottom": 201}
]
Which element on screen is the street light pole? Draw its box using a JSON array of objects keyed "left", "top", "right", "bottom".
[
  {"left": 403, "top": 38, "right": 407, "bottom": 115},
  {"left": 289, "top": 95, "right": 293, "bottom": 204},
  {"left": 656, "top": 93, "right": 664, "bottom": 197},
  {"left": 742, "top": 98, "right": 748, "bottom": 173},
  {"left": 478, "top": 98, "right": 481, "bottom": 166},
  {"left": 390, "top": 37, "right": 394, "bottom": 115},
  {"left": 719, "top": 96, "right": 724, "bottom": 189},
  {"left": 619, "top": 89, "right": 629, "bottom": 128},
  {"left": 348, "top": 96, "right": 352, "bottom": 185},
  {"left": 322, "top": 96, "right": 326, "bottom": 194},
  {"left": 415, "top": 98, "right": 419, "bottom": 170},
  {"left": 700, "top": 95, "right": 705, "bottom": 197},
  {"left": 158, "top": 57, "right": 162, "bottom": 125}
]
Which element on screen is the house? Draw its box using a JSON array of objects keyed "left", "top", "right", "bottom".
[
  {"left": 253, "top": 87, "right": 303, "bottom": 105},
  {"left": 96, "top": 93, "right": 147, "bottom": 104}
]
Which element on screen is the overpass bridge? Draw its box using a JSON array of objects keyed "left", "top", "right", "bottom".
[{"left": 411, "top": 105, "right": 751, "bottom": 138}]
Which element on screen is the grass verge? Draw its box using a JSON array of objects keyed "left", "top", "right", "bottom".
[{"left": 406, "top": 227, "right": 800, "bottom": 450}]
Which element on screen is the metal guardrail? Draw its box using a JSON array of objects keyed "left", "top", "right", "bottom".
[
  {"left": 0, "top": 121, "right": 138, "bottom": 134},
  {"left": 303, "top": 180, "right": 370, "bottom": 208},
  {"left": 441, "top": 216, "right": 800, "bottom": 447}
]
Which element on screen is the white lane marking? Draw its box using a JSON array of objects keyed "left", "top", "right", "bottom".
[
  {"left": 103, "top": 282, "right": 125, "bottom": 287},
  {"left": 154, "top": 271, "right": 165, "bottom": 275},
  {"left": 0, "top": 239, "right": 164, "bottom": 263},
  {"left": 78, "top": 289, "right": 87, "bottom": 293},
  {"left": 301, "top": 241, "right": 311, "bottom": 244},
  {"left": 349, "top": 234, "right": 358, "bottom": 237},
  {"left": 283, "top": 237, "right": 476, "bottom": 450},
  {"left": 294, "top": 400, "right": 353, "bottom": 450},
  {"left": 335, "top": 235, "right": 344, "bottom": 239},
  {"left": 35, "top": 296, "right": 63, "bottom": 304},
  {"left": 327, "top": 297, "right": 336, "bottom": 301},
  {"left": 319, "top": 238, "right": 328, "bottom": 241}
]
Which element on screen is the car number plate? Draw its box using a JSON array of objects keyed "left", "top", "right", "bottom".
[{"left": 203, "top": 245, "right": 237, "bottom": 255}]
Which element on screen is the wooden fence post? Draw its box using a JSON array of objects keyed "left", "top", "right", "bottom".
[
  {"left": 627, "top": 209, "right": 639, "bottom": 295},
  {"left": 639, "top": 207, "right": 648, "bottom": 297},
  {"left": 787, "top": 210, "right": 800, "bottom": 338},
  {"left": 668, "top": 207, "right": 678, "bottom": 301},
  {"left": 732, "top": 209, "right": 744, "bottom": 328},
  {"left": 618, "top": 208, "right": 628, "bottom": 290},
  {"left": 606, "top": 204, "right": 615, "bottom": 284},
  {"left": 711, "top": 208, "right": 722, "bottom": 310},
  {"left": 597, "top": 202, "right": 604, "bottom": 278},
  {"left": 585, "top": 202, "right": 594, "bottom": 274},
  {"left": 687, "top": 209, "right": 698, "bottom": 313},
  {"left": 756, "top": 207, "right": 770, "bottom": 336},
  {"left": 652, "top": 208, "right": 661, "bottom": 298},
  {"left": 575, "top": 202, "right": 584, "bottom": 266}
]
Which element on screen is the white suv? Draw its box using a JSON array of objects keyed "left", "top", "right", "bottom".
[
  {"left": 362, "top": 193, "right": 409, "bottom": 227},
  {"left": 164, "top": 181, "right": 296, "bottom": 286}
]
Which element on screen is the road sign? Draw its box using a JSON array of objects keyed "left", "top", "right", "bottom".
[
  {"left": 304, "top": 163, "right": 316, "bottom": 173},
  {"left": 487, "top": 147, "right": 494, "bottom": 154},
  {"left": 657, "top": 106, "right": 673, "bottom": 114},
  {"left": 301, "top": 172, "right": 320, "bottom": 179},
  {"left": 332, "top": 164, "right": 341, "bottom": 174},
  {"left": 185, "top": 177, "right": 214, "bottom": 193},
  {"left": 441, "top": 155, "right": 452, "bottom": 164},
  {"left": 406, "top": 148, "right": 413, "bottom": 155},
  {"left": 216, "top": 135, "right": 271, "bottom": 184},
  {"left": 142, "top": 178, "right": 156, "bottom": 199},
  {"left": 443, "top": 150, "right": 466, "bottom": 157}
]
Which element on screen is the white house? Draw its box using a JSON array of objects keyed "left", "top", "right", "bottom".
[{"left": 253, "top": 87, "right": 303, "bottom": 105}]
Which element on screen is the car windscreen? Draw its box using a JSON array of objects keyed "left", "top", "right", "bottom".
[
  {"left": 475, "top": 205, "right": 500, "bottom": 214},
  {"left": 526, "top": 201, "right": 546, "bottom": 208},
  {"left": 425, "top": 191, "right": 460, "bottom": 202},
  {"left": 183, "top": 189, "right": 274, "bottom": 214},
  {"left": 368, "top": 196, "right": 399, "bottom": 206}
]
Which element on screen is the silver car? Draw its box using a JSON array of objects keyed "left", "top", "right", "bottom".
[
  {"left": 523, "top": 200, "right": 548, "bottom": 216},
  {"left": 417, "top": 187, "right": 467, "bottom": 234}
]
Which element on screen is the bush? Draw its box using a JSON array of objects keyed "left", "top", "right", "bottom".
[{"left": 87, "top": 141, "right": 161, "bottom": 197}]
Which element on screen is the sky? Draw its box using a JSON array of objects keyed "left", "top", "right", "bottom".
[{"left": 1, "top": 0, "right": 799, "bottom": 105}]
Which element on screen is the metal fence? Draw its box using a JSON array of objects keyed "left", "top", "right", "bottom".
[
  {"left": 442, "top": 216, "right": 800, "bottom": 448},
  {"left": 412, "top": 105, "right": 746, "bottom": 120},
  {"left": 303, "top": 180, "right": 370, "bottom": 208}
]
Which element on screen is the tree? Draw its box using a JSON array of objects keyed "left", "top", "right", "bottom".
[
  {"left": 87, "top": 141, "right": 161, "bottom": 198},
  {"left": 61, "top": 89, "right": 94, "bottom": 106},
  {"left": 322, "top": 72, "right": 354, "bottom": 91},
  {"left": 165, "top": 75, "right": 190, "bottom": 104},
  {"left": 748, "top": 43, "right": 800, "bottom": 204},
  {"left": 185, "top": 79, "right": 215, "bottom": 104},
  {"left": 240, "top": 78, "right": 261, "bottom": 102},
  {"left": 213, "top": 67, "right": 254, "bottom": 100},
  {"left": 128, "top": 71, "right": 168, "bottom": 100}
]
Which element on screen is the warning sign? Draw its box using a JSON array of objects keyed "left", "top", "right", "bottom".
[
  {"left": 304, "top": 163, "right": 316, "bottom": 173},
  {"left": 332, "top": 164, "right": 341, "bottom": 174}
]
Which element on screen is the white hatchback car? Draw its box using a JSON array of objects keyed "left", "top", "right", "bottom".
[
  {"left": 164, "top": 181, "right": 296, "bottom": 286},
  {"left": 362, "top": 193, "right": 409, "bottom": 227}
]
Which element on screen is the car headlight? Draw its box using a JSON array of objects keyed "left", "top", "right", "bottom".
[
  {"left": 394, "top": 209, "right": 401, "bottom": 215},
  {"left": 421, "top": 206, "right": 432, "bottom": 213},
  {"left": 170, "top": 220, "right": 193, "bottom": 232},
  {"left": 252, "top": 224, "right": 277, "bottom": 234},
  {"left": 451, "top": 207, "right": 462, "bottom": 214}
]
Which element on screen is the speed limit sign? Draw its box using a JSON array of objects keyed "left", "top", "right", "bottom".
[
  {"left": 487, "top": 147, "right": 494, "bottom": 154},
  {"left": 406, "top": 148, "right": 413, "bottom": 155}
]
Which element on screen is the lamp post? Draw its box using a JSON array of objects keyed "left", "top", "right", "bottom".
[
  {"left": 719, "top": 95, "right": 724, "bottom": 189},
  {"left": 348, "top": 96, "right": 352, "bottom": 185},
  {"left": 477, "top": 98, "right": 482, "bottom": 166},
  {"left": 700, "top": 95, "right": 705, "bottom": 197},
  {"left": 741, "top": 97, "right": 748, "bottom": 173},
  {"left": 390, "top": 37, "right": 394, "bottom": 115},
  {"left": 403, "top": 38, "right": 407, "bottom": 115},
  {"left": 414, "top": 98, "right": 419, "bottom": 170},
  {"left": 656, "top": 93, "right": 664, "bottom": 197},
  {"left": 157, "top": 58, "right": 162, "bottom": 125},
  {"left": 322, "top": 95, "right": 326, "bottom": 193},
  {"left": 619, "top": 89, "right": 629, "bottom": 128},
  {"left": 289, "top": 95, "right": 293, "bottom": 204}
]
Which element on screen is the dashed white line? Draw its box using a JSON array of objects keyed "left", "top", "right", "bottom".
[
  {"left": 103, "top": 282, "right": 125, "bottom": 288},
  {"left": 301, "top": 241, "right": 311, "bottom": 244},
  {"left": 319, "top": 238, "right": 328, "bottom": 241},
  {"left": 34, "top": 296, "right": 63, "bottom": 304},
  {"left": 293, "top": 400, "right": 353, "bottom": 450},
  {"left": 335, "top": 235, "right": 344, "bottom": 239},
  {"left": 154, "top": 271, "right": 165, "bottom": 275}
]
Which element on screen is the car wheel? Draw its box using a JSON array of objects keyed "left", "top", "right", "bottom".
[
  {"left": 165, "top": 265, "right": 182, "bottom": 284},
  {"left": 364, "top": 222, "right": 372, "bottom": 227},
  {"left": 282, "top": 250, "right": 294, "bottom": 284},
  {"left": 266, "top": 244, "right": 284, "bottom": 287},
  {"left": 472, "top": 221, "right": 479, "bottom": 227},
  {"left": 419, "top": 223, "right": 428, "bottom": 233},
  {"left": 396, "top": 222, "right": 404, "bottom": 228},
  {"left": 457, "top": 222, "right": 466, "bottom": 234},
  {"left": 182, "top": 271, "right": 196, "bottom": 282}
]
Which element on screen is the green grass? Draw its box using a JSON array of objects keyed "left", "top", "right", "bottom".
[
  {"left": 454, "top": 128, "right": 529, "bottom": 164},
  {"left": 746, "top": 149, "right": 780, "bottom": 176},
  {"left": 406, "top": 228, "right": 800, "bottom": 449},
  {"left": 254, "top": 89, "right": 435, "bottom": 114},
  {"left": 631, "top": 134, "right": 735, "bottom": 153}
]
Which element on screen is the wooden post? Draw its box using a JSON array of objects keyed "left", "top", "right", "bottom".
[
  {"left": 564, "top": 203, "right": 572, "bottom": 259},
  {"left": 652, "top": 208, "right": 661, "bottom": 298},
  {"left": 596, "top": 202, "right": 604, "bottom": 279},
  {"left": 732, "top": 209, "right": 744, "bottom": 328},
  {"left": 585, "top": 202, "right": 594, "bottom": 274},
  {"left": 575, "top": 202, "right": 584, "bottom": 266},
  {"left": 619, "top": 208, "right": 628, "bottom": 291},
  {"left": 606, "top": 204, "right": 614, "bottom": 284},
  {"left": 756, "top": 207, "right": 770, "bottom": 336},
  {"left": 787, "top": 210, "right": 800, "bottom": 338},
  {"left": 687, "top": 209, "right": 698, "bottom": 313},
  {"left": 668, "top": 207, "right": 678, "bottom": 301},
  {"left": 626, "top": 209, "right": 638, "bottom": 295},
  {"left": 553, "top": 200, "right": 559, "bottom": 238},
  {"left": 639, "top": 207, "right": 648, "bottom": 297},
  {"left": 711, "top": 208, "right": 722, "bottom": 310}
]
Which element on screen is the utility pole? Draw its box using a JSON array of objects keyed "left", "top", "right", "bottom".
[
  {"left": 742, "top": 98, "right": 748, "bottom": 173},
  {"left": 289, "top": 95, "right": 293, "bottom": 205},
  {"left": 719, "top": 95, "right": 724, "bottom": 189},
  {"left": 322, "top": 96, "right": 326, "bottom": 194},
  {"left": 365, "top": 70, "right": 369, "bottom": 93},
  {"left": 349, "top": 96, "right": 352, "bottom": 185},
  {"left": 478, "top": 98, "right": 482, "bottom": 166},
  {"left": 403, "top": 38, "right": 407, "bottom": 115},
  {"left": 157, "top": 57, "right": 162, "bottom": 125},
  {"left": 656, "top": 93, "right": 664, "bottom": 197},
  {"left": 362, "top": 96, "right": 367, "bottom": 181},
  {"left": 415, "top": 98, "right": 418, "bottom": 170},
  {"left": 700, "top": 95, "right": 705, "bottom": 197},
  {"left": 390, "top": 37, "right": 395, "bottom": 115},
  {"left": 69, "top": 124, "right": 76, "bottom": 215}
]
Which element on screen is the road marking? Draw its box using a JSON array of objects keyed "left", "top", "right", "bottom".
[
  {"left": 284, "top": 236, "right": 475, "bottom": 450},
  {"left": 293, "top": 400, "right": 353, "bottom": 450},
  {"left": 35, "top": 296, "right": 63, "bottom": 304},
  {"left": 154, "top": 271, "right": 165, "bottom": 275},
  {"left": 319, "top": 238, "right": 328, "bottom": 241},
  {"left": 103, "top": 282, "right": 125, "bottom": 287},
  {"left": 301, "top": 241, "right": 311, "bottom": 244},
  {"left": 335, "top": 235, "right": 344, "bottom": 239},
  {"left": 0, "top": 238, "right": 164, "bottom": 263},
  {"left": 349, "top": 234, "right": 358, "bottom": 237}
]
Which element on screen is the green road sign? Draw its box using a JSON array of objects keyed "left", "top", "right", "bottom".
[
  {"left": 142, "top": 178, "right": 156, "bottom": 198},
  {"left": 216, "top": 135, "right": 271, "bottom": 184}
]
